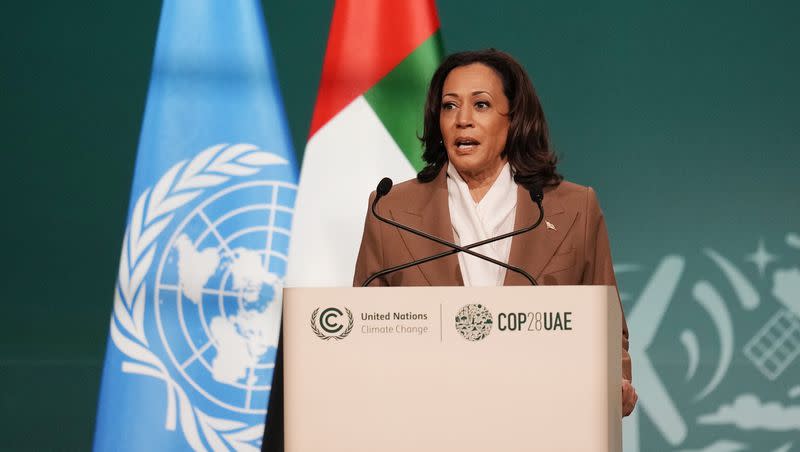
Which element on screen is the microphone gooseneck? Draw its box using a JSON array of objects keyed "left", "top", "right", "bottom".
[{"left": 362, "top": 179, "right": 545, "bottom": 287}]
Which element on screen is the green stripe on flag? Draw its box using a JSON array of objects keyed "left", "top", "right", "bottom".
[{"left": 364, "top": 32, "right": 443, "bottom": 171}]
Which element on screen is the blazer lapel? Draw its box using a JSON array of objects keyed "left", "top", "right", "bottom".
[
  {"left": 390, "top": 166, "right": 464, "bottom": 286},
  {"left": 504, "top": 184, "right": 577, "bottom": 286}
]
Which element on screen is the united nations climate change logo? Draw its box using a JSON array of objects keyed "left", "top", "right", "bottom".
[
  {"left": 310, "top": 307, "right": 354, "bottom": 340},
  {"left": 455, "top": 304, "right": 493, "bottom": 341},
  {"left": 110, "top": 143, "right": 294, "bottom": 449}
]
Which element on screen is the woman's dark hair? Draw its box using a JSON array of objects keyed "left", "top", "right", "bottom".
[{"left": 417, "top": 49, "right": 562, "bottom": 190}]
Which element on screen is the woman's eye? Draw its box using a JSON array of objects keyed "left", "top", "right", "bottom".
[
  {"left": 442, "top": 102, "right": 456, "bottom": 110},
  {"left": 475, "top": 101, "right": 490, "bottom": 109}
]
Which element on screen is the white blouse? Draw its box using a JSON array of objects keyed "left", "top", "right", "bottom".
[{"left": 446, "top": 163, "right": 517, "bottom": 286}]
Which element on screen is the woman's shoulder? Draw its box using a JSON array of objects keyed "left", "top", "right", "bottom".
[
  {"left": 372, "top": 176, "right": 440, "bottom": 211},
  {"left": 390, "top": 176, "right": 429, "bottom": 196},
  {"left": 547, "top": 179, "right": 603, "bottom": 212}
]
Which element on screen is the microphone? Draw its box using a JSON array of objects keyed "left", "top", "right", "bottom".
[
  {"left": 362, "top": 178, "right": 545, "bottom": 287},
  {"left": 376, "top": 177, "right": 393, "bottom": 198}
]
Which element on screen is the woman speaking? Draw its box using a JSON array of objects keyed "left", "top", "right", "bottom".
[{"left": 353, "top": 49, "right": 637, "bottom": 416}]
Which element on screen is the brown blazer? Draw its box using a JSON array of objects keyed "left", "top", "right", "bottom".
[{"left": 353, "top": 165, "right": 632, "bottom": 380}]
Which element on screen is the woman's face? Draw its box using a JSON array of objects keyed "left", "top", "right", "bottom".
[{"left": 439, "top": 63, "right": 510, "bottom": 182}]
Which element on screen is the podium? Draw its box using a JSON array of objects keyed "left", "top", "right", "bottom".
[{"left": 282, "top": 286, "right": 622, "bottom": 452}]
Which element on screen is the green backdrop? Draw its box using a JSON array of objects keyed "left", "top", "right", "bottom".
[{"left": 2, "top": 1, "right": 798, "bottom": 450}]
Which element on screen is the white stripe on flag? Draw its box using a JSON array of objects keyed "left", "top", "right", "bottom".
[{"left": 287, "top": 96, "right": 416, "bottom": 287}]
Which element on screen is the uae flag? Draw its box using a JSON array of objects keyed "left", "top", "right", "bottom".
[{"left": 287, "top": 0, "right": 443, "bottom": 286}]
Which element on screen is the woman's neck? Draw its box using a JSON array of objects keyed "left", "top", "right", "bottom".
[{"left": 457, "top": 162, "right": 507, "bottom": 203}]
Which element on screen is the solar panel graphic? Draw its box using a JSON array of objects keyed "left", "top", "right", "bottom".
[{"left": 743, "top": 308, "right": 800, "bottom": 380}]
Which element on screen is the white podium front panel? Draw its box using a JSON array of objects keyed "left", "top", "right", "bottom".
[{"left": 283, "top": 286, "right": 621, "bottom": 452}]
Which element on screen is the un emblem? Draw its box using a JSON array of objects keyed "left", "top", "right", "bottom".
[
  {"left": 155, "top": 180, "right": 295, "bottom": 414},
  {"left": 110, "top": 143, "right": 294, "bottom": 448},
  {"left": 455, "top": 304, "right": 493, "bottom": 341}
]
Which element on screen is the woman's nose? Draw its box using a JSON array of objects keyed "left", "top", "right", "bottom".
[{"left": 456, "top": 106, "right": 473, "bottom": 127}]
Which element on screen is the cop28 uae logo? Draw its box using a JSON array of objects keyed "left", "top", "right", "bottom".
[
  {"left": 455, "top": 304, "right": 493, "bottom": 341},
  {"left": 311, "top": 307, "right": 354, "bottom": 340}
]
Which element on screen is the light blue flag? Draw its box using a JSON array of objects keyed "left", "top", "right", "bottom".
[{"left": 94, "top": 1, "right": 295, "bottom": 450}]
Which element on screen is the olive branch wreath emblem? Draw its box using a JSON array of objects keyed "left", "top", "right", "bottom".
[
  {"left": 110, "top": 143, "right": 290, "bottom": 451},
  {"left": 310, "top": 307, "right": 354, "bottom": 340}
]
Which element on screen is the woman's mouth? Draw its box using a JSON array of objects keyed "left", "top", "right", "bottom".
[{"left": 454, "top": 137, "right": 480, "bottom": 151}]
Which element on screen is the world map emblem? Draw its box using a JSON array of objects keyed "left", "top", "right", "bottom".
[
  {"left": 110, "top": 143, "right": 295, "bottom": 450},
  {"left": 155, "top": 179, "right": 294, "bottom": 414}
]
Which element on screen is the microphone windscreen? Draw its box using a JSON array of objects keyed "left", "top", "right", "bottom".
[
  {"left": 377, "top": 177, "right": 393, "bottom": 197},
  {"left": 529, "top": 185, "right": 544, "bottom": 204}
]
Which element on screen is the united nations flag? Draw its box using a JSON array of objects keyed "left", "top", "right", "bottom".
[{"left": 93, "top": 2, "right": 296, "bottom": 450}]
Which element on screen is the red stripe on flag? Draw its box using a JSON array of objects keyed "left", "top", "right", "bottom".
[{"left": 308, "top": 0, "right": 440, "bottom": 138}]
